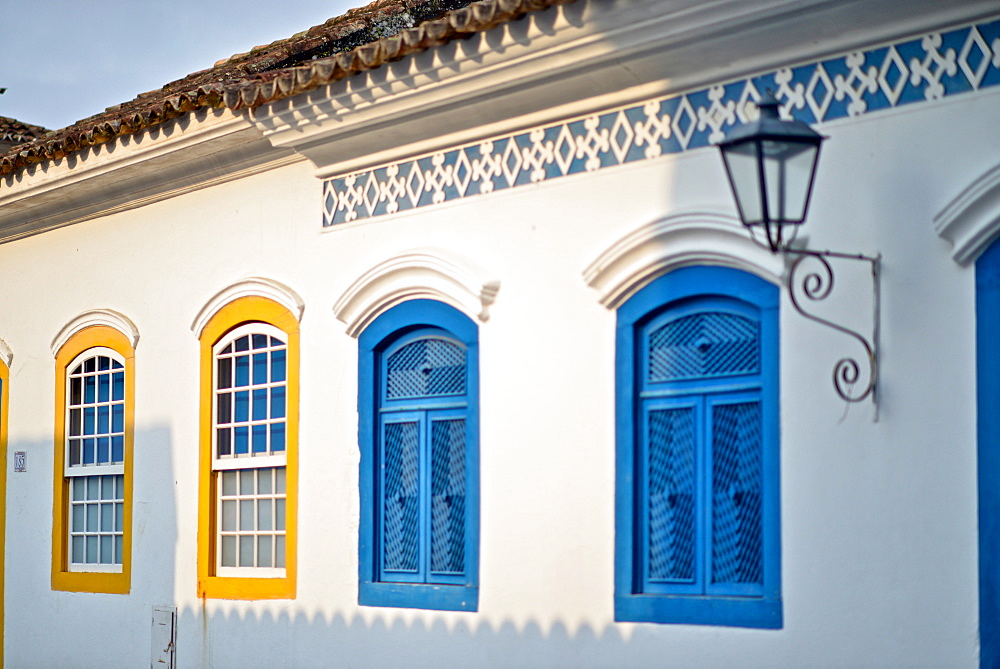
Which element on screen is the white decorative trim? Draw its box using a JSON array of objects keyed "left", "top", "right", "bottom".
[
  {"left": 50, "top": 309, "right": 141, "bottom": 355},
  {"left": 583, "top": 210, "right": 786, "bottom": 309},
  {"left": 0, "top": 338, "right": 12, "bottom": 367},
  {"left": 934, "top": 162, "right": 1000, "bottom": 266},
  {"left": 190, "top": 277, "right": 305, "bottom": 338},
  {"left": 333, "top": 249, "right": 501, "bottom": 338}
]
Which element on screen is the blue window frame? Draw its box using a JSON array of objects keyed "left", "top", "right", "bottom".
[
  {"left": 358, "top": 299, "right": 479, "bottom": 611},
  {"left": 615, "top": 266, "right": 781, "bottom": 628},
  {"left": 976, "top": 239, "right": 1000, "bottom": 667}
]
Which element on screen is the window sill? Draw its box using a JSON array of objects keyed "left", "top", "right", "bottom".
[
  {"left": 614, "top": 593, "right": 782, "bottom": 629},
  {"left": 198, "top": 574, "right": 295, "bottom": 600},
  {"left": 52, "top": 569, "right": 130, "bottom": 594},
  {"left": 360, "top": 581, "right": 478, "bottom": 611}
]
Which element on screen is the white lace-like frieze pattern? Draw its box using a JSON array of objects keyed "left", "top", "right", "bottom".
[{"left": 324, "top": 17, "right": 1000, "bottom": 226}]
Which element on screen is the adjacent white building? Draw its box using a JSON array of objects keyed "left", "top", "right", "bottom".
[{"left": 0, "top": 0, "right": 998, "bottom": 665}]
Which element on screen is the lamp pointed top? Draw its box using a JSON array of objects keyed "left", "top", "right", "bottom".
[{"left": 756, "top": 90, "right": 781, "bottom": 120}]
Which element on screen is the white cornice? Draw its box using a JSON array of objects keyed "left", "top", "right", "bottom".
[
  {"left": 191, "top": 278, "right": 306, "bottom": 338},
  {"left": 935, "top": 162, "right": 1000, "bottom": 266},
  {"left": 333, "top": 249, "right": 501, "bottom": 338},
  {"left": 51, "top": 309, "right": 140, "bottom": 356},
  {"left": 0, "top": 109, "right": 302, "bottom": 245},
  {"left": 253, "top": 0, "right": 998, "bottom": 179},
  {"left": 0, "top": 338, "right": 12, "bottom": 367},
  {"left": 583, "top": 210, "right": 786, "bottom": 309}
]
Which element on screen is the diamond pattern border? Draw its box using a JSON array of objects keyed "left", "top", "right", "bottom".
[{"left": 323, "top": 17, "right": 1000, "bottom": 226}]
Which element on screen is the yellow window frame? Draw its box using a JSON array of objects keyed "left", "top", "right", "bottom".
[
  {"left": 51, "top": 325, "right": 135, "bottom": 594},
  {"left": 197, "top": 295, "right": 298, "bottom": 600}
]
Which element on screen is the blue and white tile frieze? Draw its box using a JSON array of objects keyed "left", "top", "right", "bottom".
[{"left": 324, "top": 17, "right": 1000, "bottom": 226}]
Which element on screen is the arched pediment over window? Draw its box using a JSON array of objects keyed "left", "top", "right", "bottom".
[
  {"left": 583, "top": 210, "right": 786, "bottom": 310},
  {"left": 191, "top": 277, "right": 305, "bottom": 339},
  {"left": 333, "top": 249, "right": 500, "bottom": 338},
  {"left": 935, "top": 162, "right": 1000, "bottom": 266},
  {"left": 50, "top": 309, "right": 140, "bottom": 356}
]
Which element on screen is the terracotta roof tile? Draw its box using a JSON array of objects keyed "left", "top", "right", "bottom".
[{"left": 0, "top": 0, "right": 574, "bottom": 178}]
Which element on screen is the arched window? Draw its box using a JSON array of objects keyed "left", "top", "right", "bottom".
[
  {"left": 53, "top": 326, "right": 135, "bottom": 594},
  {"left": 358, "top": 300, "right": 479, "bottom": 611},
  {"left": 614, "top": 266, "right": 781, "bottom": 628},
  {"left": 197, "top": 295, "right": 298, "bottom": 600}
]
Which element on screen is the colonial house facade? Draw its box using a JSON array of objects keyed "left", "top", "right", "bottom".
[{"left": 0, "top": 0, "right": 998, "bottom": 665}]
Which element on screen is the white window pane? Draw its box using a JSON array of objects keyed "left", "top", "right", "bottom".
[
  {"left": 72, "top": 505, "right": 84, "bottom": 532},
  {"left": 257, "top": 535, "right": 273, "bottom": 568},
  {"left": 239, "top": 500, "right": 255, "bottom": 531},
  {"left": 86, "top": 504, "right": 99, "bottom": 532},
  {"left": 275, "top": 467, "right": 286, "bottom": 494},
  {"left": 222, "top": 470, "right": 237, "bottom": 496},
  {"left": 86, "top": 536, "right": 98, "bottom": 563},
  {"left": 115, "top": 535, "right": 123, "bottom": 564},
  {"left": 258, "top": 499, "right": 272, "bottom": 531},
  {"left": 239, "top": 469, "right": 255, "bottom": 495},
  {"left": 100, "top": 536, "right": 113, "bottom": 564},
  {"left": 239, "top": 536, "right": 254, "bottom": 567},
  {"left": 221, "top": 501, "right": 237, "bottom": 532},
  {"left": 275, "top": 498, "right": 286, "bottom": 531},
  {"left": 72, "top": 536, "right": 85, "bottom": 563},
  {"left": 258, "top": 469, "right": 272, "bottom": 494},
  {"left": 221, "top": 536, "right": 237, "bottom": 567},
  {"left": 115, "top": 502, "right": 124, "bottom": 532},
  {"left": 275, "top": 535, "right": 285, "bottom": 569},
  {"left": 100, "top": 503, "right": 114, "bottom": 532}
]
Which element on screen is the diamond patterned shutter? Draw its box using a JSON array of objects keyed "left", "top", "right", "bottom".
[
  {"left": 646, "top": 407, "right": 696, "bottom": 583},
  {"left": 386, "top": 338, "right": 466, "bottom": 399},
  {"left": 382, "top": 420, "right": 420, "bottom": 573},
  {"left": 648, "top": 312, "right": 758, "bottom": 382},
  {"left": 430, "top": 418, "right": 466, "bottom": 575},
  {"left": 711, "top": 401, "right": 763, "bottom": 587}
]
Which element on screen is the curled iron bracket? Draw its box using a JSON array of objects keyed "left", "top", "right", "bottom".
[{"left": 787, "top": 249, "right": 881, "bottom": 418}]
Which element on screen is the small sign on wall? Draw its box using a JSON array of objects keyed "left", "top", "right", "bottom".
[{"left": 13, "top": 451, "right": 25, "bottom": 472}]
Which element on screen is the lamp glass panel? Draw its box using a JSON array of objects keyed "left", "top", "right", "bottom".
[
  {"left": 761, "top": 140, "right": 818, "bottom": 224},
  {"left": 721, "top": 141, "right": 764, "bottom": 226}
]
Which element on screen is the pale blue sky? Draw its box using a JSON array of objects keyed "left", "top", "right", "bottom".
[{"left": 1, "top": 0, "right": 360, "bottom": 131}]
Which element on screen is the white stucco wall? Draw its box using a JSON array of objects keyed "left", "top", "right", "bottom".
[{"left": 1, "top": 4, "right": 997, "bottom": 666}]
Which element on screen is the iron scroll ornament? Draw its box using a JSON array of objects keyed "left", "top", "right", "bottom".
[{"left": 787, "top": 249, "right": 881, "bottom": 406}]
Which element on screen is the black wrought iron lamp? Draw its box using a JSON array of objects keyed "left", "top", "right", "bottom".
[{"left": 717, "top": 92, "right": 880, "bottom": 410}]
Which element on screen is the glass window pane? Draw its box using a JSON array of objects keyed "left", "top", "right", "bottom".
[
  {"left": 100, "top": 536, "right": 113, "bottom": 564},
  {"left": 252, "top": 334, "right": 268, "bottom": 350},
  {"left": 239, "top": 500, "right": 255, "bottom": 531},
  {"left": 221, "top": 536, "right": 237, "bottom": 567},
  {"left": 275, "top": 467, "right": 286, "bottom": 494},
  {"left": 84, "top": 375, "right": 96, "bottom": 402},
  {"left": 257, "top": 535, "right": 273, "bottom": 568},
  {"left": 70, "top": 377, "right": 82, "bottom": 405},
  {"left": 234, "top": 336, "right": 250, "bottom": 352},
  {"left": 87, "top": 476, "right": 99, "bottom": 500},
  {"left": 98, "top": 373, "right": 110, "bottom": 402},
  {"left": 235, "top": 391, "right": 249, "bottom": 423},
  {"left": 87, "top": 504, "right": 99, "bottom": 532},
  {"left": 217, "top": 428, "right": 232, "bottom": 457},
  {"left": 72, "top": 536, "right": 85, "bottom": 563},
  {"left": 275, "top": 498, "right": 286, "bottom": 531},
  {"left": 69, "top": 408, "right": 81, "bottom": 436},
  {"left": 98, "top": 357, "right": 110, "bottom": 371},
  {"left": 234, "top": 426, "right": 249, "bottom": 455},
  {"left": 97, "top": 406, "right": 109, "bottom": 434},
  {"left": 102, "top": 475, "right": 116, "bottom": 499},
  {"left": 270, "top": 423, "right": 285, "bottom": 452},
  {"left": 115, "top": 535, "right": 123, "bottom": 564},
  {"left": 252, "top": 425, "right": 267, "bottom": 454},
  {"left": 86, "top": 536, "right": 98, "bottom": 563},
  {"left": 96, "top": 437, "right": 110, "bottom": 464},
  {"left": 72, "top": 504, "right": 84, "bottom": 531},
  {"left": 239, "top": 469, "right": 255, "bottom": 495},
  {"left": 239, "top": 536, "right": 255, "bottom": 567},
  {"left": 252, "top": 389, "right": 267, "bottom": 421},
  {"left": 83, "top": 438, "right": 96, "bottom": 465},
  {"left": 235, "top": 356, "right": 249, "bottom": 387},
  {"left": 69, "top": 439, "right": 82, "bottom": 466},
  {"left": 221, "top": 471, "right": 237, "bottom": 496},
  {"left": 84, "top": 358, "right": 95, "bottom": 373},
  {"left": 83, "top": 408, "right": 95, "bottom": 435},
  {"left": 73, "top": 477, "right": 86, "bottom": 498},
  {"left": 116, "top": 475, "right": 124, "bottom": 497},
  {"left": 271, "top": 349, "right": 286, "bottom": 383},
  {"left": 217, "top": 358, "right": 232, "bottom": 390},
  {"left": 275, "top": 535, "right": 286, "bottom": 568},
  {"left": 258, "top": 469, "right": 272, "bottom": 494},
  {"left": 115, "top": 501, "right": 124, "bottom": 532},
  {"left": 253, "top": 353, "right": 268, "bottom": 384},
  {"left": 258, "top": 499, "right": 272, "bottom": 531},
  {"left": 217, "top": 393, "right": 232, "bottom": 424},
  {"left": 112, "top": 436, "right": 124, "bottom": 463},
  {"left": 112, "top": 372, "right": 125, "bottom": 401},
  {"left": 112, "top": 404, "right": 124, "bottom": 433},
  {"left": 101, "top": 502, "right": 114, "bottom": 531},
  {"left": 222, "top": 500, "right": 237, "bottom": 531},
  {"left": 270, "top": 387, "right": 285, "bottom": 419}
]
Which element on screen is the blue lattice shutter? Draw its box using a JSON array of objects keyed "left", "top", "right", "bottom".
[
  {"left": 646, "top": 407, "right": 697, "bottom": 586},
  {"left": 648, "top": 312, "right": 759, "bottom": 382},
  {"left": 381, "top": 419, "right": 420, "bottom": 576},
  {"left": 710, "top": 400, "right": 764, "bottom": 593},
  {"left": 430, "top": 418, "right": 466, "bottom": 576}
]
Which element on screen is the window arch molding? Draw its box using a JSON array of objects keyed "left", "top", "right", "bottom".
[
  {"left": 583, "top": 210, "right": 785, "bottom": 310},
  {"left": 51, "top": 309, "right": 140, "bottom": 355},
  {"left": 334, "top": 249, "right": 500, "bottom": 338},
  {"left": 935, "top": 161, "right": 1000, "bottom": 266},
  {"left": 191, "top": 277, "right": 305, "bottom": 338}
]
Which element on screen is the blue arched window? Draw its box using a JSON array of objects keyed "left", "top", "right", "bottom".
[
  {"left": 358, "top": 300, "right": 479, "bottom": 611},
  {"left": 614, "top": 266, "right": 781, "bottom": 628}
]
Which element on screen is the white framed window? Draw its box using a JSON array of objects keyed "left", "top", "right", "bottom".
[
  {"left": 212, "top": 323, "right": 287, "bottom": 578},
  {"left": 65, "top": 347, "right": 126, "bottom": 573}
]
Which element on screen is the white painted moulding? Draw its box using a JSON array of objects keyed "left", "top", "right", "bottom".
[
  {"left": 51, "top": 309, "right": 141, "bottom": 355},
  {"left": 0, "top": 338, "right": 12, "bottom": 367},
  {"left": 583, "top": 210, "right": 786, "bottom": 309},
  {"left": 935, "top": 162, "right": 1000, "bottom": 266},
  {"left": 191, "top": 277, "right": 305, "bottom": 338},
  {"left": 333, "top": 249, "right": 501, "bottom": 338}
]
